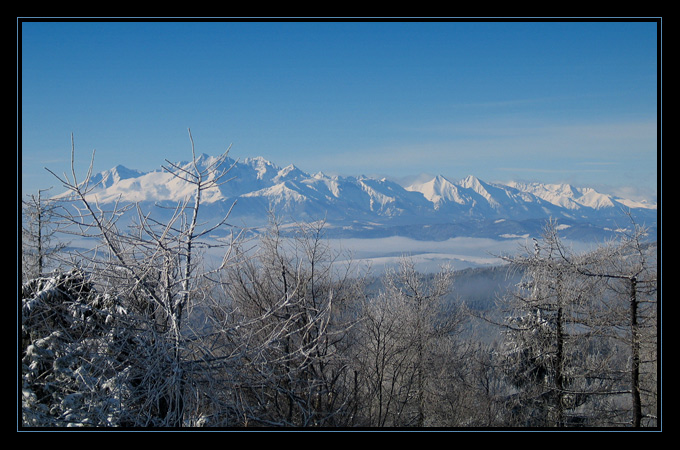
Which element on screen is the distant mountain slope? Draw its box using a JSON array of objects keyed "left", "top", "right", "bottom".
[{"left": 65, "top": 153, "right": 657, "bottom": 241}]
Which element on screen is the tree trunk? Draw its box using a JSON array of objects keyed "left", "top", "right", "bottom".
[
  {"left": 630, "top": 276, "right": 641, "bottom": 427},
  {"left": 554, "top": 305, "right": 565, "bottom": 427}
]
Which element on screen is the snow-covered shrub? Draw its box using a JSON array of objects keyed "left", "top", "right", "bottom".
[{"left": 21, "top": 269, "right": 129, "bottom": 427}]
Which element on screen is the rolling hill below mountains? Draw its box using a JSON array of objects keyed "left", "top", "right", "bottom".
[{"left": 74, "top": 153, "right": 657, "bottom": 243}]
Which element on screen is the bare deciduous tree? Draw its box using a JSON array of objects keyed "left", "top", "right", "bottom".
[
  {"left": 211, "top": 214, "right": 364, "bottom": 426},
  {"left": 28, "top": 130, "right": 240, "bottom": 427},
  {"left": 22, "top": 187, "right": 67, "bottom": 281},
  {"left": 353, "top": 257, "right": 469, "bottom": 426}
]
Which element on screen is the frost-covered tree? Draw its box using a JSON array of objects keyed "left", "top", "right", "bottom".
[
  {"left": 211, "top": 214, "right": 364, "bottom": 427},
  {"left": 499, "top": 217, "right": 657, "bottom": 427},
  {"left": 22, "top": 188, "right": 67, "bottom": 281},
  {"left": 21, "top": 269, "right": 131, "bottom": 426},
  {"left": 558, "top": 216, "right": 658, "bottom": 427},
  {"left": 352, "top": 257, "right": 468, "bottom": 426},
  {"left": 499, "top": 230, "right": 597, "bottom": 426},
  {"left": 31, "top": 131, "right": 241, "bottom": 427}
]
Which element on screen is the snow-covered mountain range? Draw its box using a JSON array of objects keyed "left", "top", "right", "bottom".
[{"left": 74, "top": 153, "right": 657, "bottom": 242}]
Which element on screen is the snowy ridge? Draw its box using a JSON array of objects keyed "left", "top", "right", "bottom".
[
  {"left": 506, "top": 181, "right": 653, "bottom": 211},
  {"left": 406, "top": 175, "right": 466, "bottom": 208},
  {"left": 68, "top": 153, "right": 657, "bottom": 241},
  {"left": 89, "top": 165, "right": 146, "bottom": 190}
]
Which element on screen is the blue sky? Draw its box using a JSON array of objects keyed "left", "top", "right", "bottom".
[{"left": 20, "top": 19, "right": 659, "bottom": 201}]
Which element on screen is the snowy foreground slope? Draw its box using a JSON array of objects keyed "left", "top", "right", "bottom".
[{"left": 61, "top": 153, "right": 657, "bottom": 270}]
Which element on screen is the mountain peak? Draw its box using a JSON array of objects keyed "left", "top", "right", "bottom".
[
  {"left": 507, "top": 181, "right": 620, "bottom": 210},
  {"left": 72, "top": 153, "right": 656, "bottom": 242},
  {"left": 90, "top": 164, "right": 143, "bottom": 189},
  {"left": 245, "top": 155, "right": 271, "bottom": 163},
  {"left": 242, "top": 156, "right": 278, "bottom": 180},
  {"left": 459, "top": 174, "right": 482, "bottom": 189},
  {"left": 406, "top": 174, "right": 463, "bottom": 206}
]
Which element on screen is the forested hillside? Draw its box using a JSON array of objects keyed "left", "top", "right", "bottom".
[{"left": 21, "top": 142, "right": 659, "bottom": 428}]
